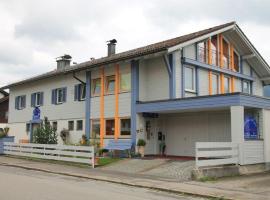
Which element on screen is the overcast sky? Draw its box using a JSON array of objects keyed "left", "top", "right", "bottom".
[{"left": 0, "top": 0, "right": 270, "bottom": 87}]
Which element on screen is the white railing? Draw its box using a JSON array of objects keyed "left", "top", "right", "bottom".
[
  {"left": 195, "top": 142, "right": 239, "bottom": 168},
  {"left": 240, "top": 141, "right": 265, "bottom": 165},
  {"left": 3, "top": 142, "right": 95, "bottom": 168}
]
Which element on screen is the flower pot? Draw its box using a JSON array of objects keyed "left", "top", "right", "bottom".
[
  {"left": 138, "top": 146, "right": 145, "bottom": 158},
  {"left": 95, "top": 157, "right": 99, "bottom": 165}
]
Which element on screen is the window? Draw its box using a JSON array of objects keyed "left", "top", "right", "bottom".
[
  {"left": 57, "top": 88, "right": 64, "bottom": 104},
  {"left": 91, "top": 120, "right": 100, "bottom": 138},
  {"left": 68, "top": 121, "right": 74, "bottom": 131},
  {"left": 26, "top": 123, "right": 30, "bottom": 132},
  {"left": 31, "top": 92, "right": 43, "bottom": 107},
  {"left": 106, "top": 76, "right": 115, "bottom": 94},
  {"left": 52, "top": 121, "right": 57, "bottom": 131},
  {"left": 197, "top": 41, "right": 207, "bottom": 63},
  {"left": 92, "top": 78, "right": 101, "bottom": 96},
  {"left": 224, "top": 76, "right": 230, "bottom": 93},
  {"left": 211, "top": 36, "right": 218, "bottom": 66},
  {"left": 120, "top": 118, "right": 131, "bottom": 136},
  {"left": 106, "top": 119, "right": 115, "bottom": 136},
  {"left": 184, "top": 66, "right": 195, "bottom": 92},
  {"left": 120, "top": 73, "right": 131, "bottom": 92},
  {"left": 15, "top": 95, "right": 26, "bottom": 110},
  {"left": 233, "top": 51, "right": 240, "bottom": 72},
  {"left": 81, "top": 85, "right": 86, "bottom": 100},
  {"left": 52, "top": 88, "right": 66, "bottom": 105},
  {"left": 212, "top": 73, "right": 219, "bottom": 95},
  {"left": 222, "top": 39, "right": 229, "bottom": 68},
  {"left": 243, "top": 81, "right": 251, "bottom": 94},
  {"left": 77, "top": 120, "right": 83, "bottom": 131},
  {"left": 74, "top": 84, "right": 86, "bottom": 101}
]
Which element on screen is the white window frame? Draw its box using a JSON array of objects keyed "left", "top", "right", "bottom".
[
  {"left": 184, "top": 66, "right": 196, "bottom": 92},
  {"left": 56, "top": 88, "right": 64, "bottom": 104},
  {"left": 212, "top": 73, "right": 220, "bottom": 95},
  {"left": 80, "top": 84, "right": 86, "bottom": 101},
  {"left": 224, "top": 76, "right": 231, "bottom": 93},
  {"left": 18, "top": 96, "right": 25, "bottom": 110},
  {"left": 243, "top": 80, "right": 251, "bottom": 94},
  {"left": 35, "top": 92, "right": 41, "bottom": 107}
]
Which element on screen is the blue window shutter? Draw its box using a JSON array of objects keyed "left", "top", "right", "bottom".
[
  {"left": 40, "top": 92, "right": 44, "bottom": 106},
  {"left": 31, "top": 93, "right": 35, "bottom": 107},
  {"left": 51, "top": 89, "right": 56, "bottom": 104},
  {"left": 15, "top": 96, "right": 18, "bottom": 109},
  {"left": 63, "top": 87, "right": 67, "bottom": 102},
  {"left": 74, "top": 84, "right": 79, "bottom": 101}
]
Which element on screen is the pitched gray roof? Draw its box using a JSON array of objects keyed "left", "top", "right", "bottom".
[{"left": 1, "top": 21, "right": 236, "bottom": 89}]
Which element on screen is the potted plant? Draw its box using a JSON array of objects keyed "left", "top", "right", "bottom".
[
  {"left": 137, "top": 139, "right": 146, "bottom": 158},
  {"left": 80, "top": 134, "right": 87, "bottom": 145}
]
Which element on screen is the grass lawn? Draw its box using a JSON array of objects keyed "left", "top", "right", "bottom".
[
  {"left": 6, "top": 155, "right": 122, "bottom": 168},
  {"left": 98, "top": 157, "right": 122, "bottom": 167}
]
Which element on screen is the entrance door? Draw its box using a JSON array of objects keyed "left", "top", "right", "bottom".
[{"left": 144, "top": 119, "right": 159, "bottom": 155}]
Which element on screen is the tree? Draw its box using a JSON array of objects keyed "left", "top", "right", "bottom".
[{"left": 33, "top": 117, "right": 58, "bottom": 144}]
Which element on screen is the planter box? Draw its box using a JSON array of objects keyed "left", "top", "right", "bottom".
[{"left": 0, "top": 136, "right": 15, "bottom": 154}]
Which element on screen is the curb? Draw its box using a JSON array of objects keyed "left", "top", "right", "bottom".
[{"left": 0, "top": 162, "right": 230, "bottom": 200}]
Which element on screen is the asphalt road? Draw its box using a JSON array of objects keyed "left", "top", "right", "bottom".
[{"left": 0, "top": 165, "right": 205, "bottom": 200}]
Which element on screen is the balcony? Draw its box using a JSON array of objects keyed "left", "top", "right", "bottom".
[{"left": 197, "top": 47, "right": 235, "bottom": 70}]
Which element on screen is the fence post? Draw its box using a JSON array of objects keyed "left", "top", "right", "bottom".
[
  {"left": 195, "top": 142, "right": 198, "bottom": 169},
  {"left": 92, "top": 146, "right": 95, "bottom": 168}
]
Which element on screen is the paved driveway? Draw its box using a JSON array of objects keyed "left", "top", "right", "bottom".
[
  {"left": 101, "top": 158, "right": 195, "bottom": 181},
  {"left": 0, "top": 165, "right": 205, "bottom": 200}
]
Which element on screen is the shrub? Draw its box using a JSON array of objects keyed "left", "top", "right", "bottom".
[
  {"left": 33, "top": 117, "right": 58, "bottom": 144},
  {"left": 0, "top": 127, "right": 9, "bottom": 138},
  {"left": 137, "top": 139, "right": 146, "bottom": 147}
]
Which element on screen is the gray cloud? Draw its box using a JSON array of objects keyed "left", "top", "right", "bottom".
[{"left": 0, "top": 0, "right": 270, "bottom": 87}]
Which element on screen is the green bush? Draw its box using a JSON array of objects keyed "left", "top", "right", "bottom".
[
  {"left": 33, "top": 117, "right": 58, "bottom": 144},
  {"left": 0, "top": 127, "right": 9, "bottom": 138},
  {"left": 137, "top": 139, "right": 146, "bottom": 146}
]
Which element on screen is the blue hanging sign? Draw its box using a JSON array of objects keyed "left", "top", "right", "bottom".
[
  {"left": 32, "top": 107, "right": 41, "bottom": 121},
  {"left": 244, "top": 115, "right": 258, "bottom": 139}
]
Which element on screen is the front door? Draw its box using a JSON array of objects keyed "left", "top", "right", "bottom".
[{"left": 144, "top": 119, "right": 159, "bottom": 155}]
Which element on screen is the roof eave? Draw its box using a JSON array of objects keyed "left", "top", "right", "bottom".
[{"left": 167, "top": 24, "right": 236, "bottom": 53}]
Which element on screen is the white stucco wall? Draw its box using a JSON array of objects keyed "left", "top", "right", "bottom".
[{"left": 139, "top": 56, "right": 169, "bottom": 101}]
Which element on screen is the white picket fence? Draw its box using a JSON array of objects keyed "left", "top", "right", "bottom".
[
  {"left": 3, "top": 142, "right": 95, "bottom": 168},
  {"left": 195, "top": 142, "right": 239, "bottom": 168}
]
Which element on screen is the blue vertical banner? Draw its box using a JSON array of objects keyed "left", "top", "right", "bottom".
[{"left": 244, "top": 115, "right": 258, "bottom": 139}]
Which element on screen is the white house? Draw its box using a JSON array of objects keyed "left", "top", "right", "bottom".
[{"left": 2, "top": 22, "right": 270, "bottom": 165}]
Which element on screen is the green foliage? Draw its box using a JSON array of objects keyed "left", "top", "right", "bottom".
[
  {"left": 33, "top": 117, "right": 58, "bottom": 144},
  {"left": 0, "top": 127, "right": 9, "bottom": 138},
  {"left": 60, "top": 129, "right": 69, "bottom": 144},
  {"left": 98, "top": 148, "right": 109, "bottom": 155},
  {"left": 97, "top": 157, "right": 121, "bottom": 166},
  {"left": 137, "top": 139, "right": 146, "bottom": 146},
  {"left": 199, "top": 176, "right": 217, "bottom": 182}
]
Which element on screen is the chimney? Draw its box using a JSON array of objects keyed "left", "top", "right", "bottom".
[
  {"left": 107, "top": 39, "right": 117, "bottom": 56},
  {"left": 56, "top": 54, "right": 72, "bottom": 70}
]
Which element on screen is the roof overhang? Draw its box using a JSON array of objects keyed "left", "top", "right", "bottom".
[
  {"left": 168, "top": 24, "right": 270, "bottom": 84},
  {"left": 167, "top": 24, "right": 235, "bottom": 53}
]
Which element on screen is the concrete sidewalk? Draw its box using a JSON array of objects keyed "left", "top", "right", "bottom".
[{"left": 0, "top": 156, "right": 269, "bottom": 200}]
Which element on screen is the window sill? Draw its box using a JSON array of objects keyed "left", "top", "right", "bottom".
[{"left": 185, "top": 89, "right": 196, "bottom": 94}]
